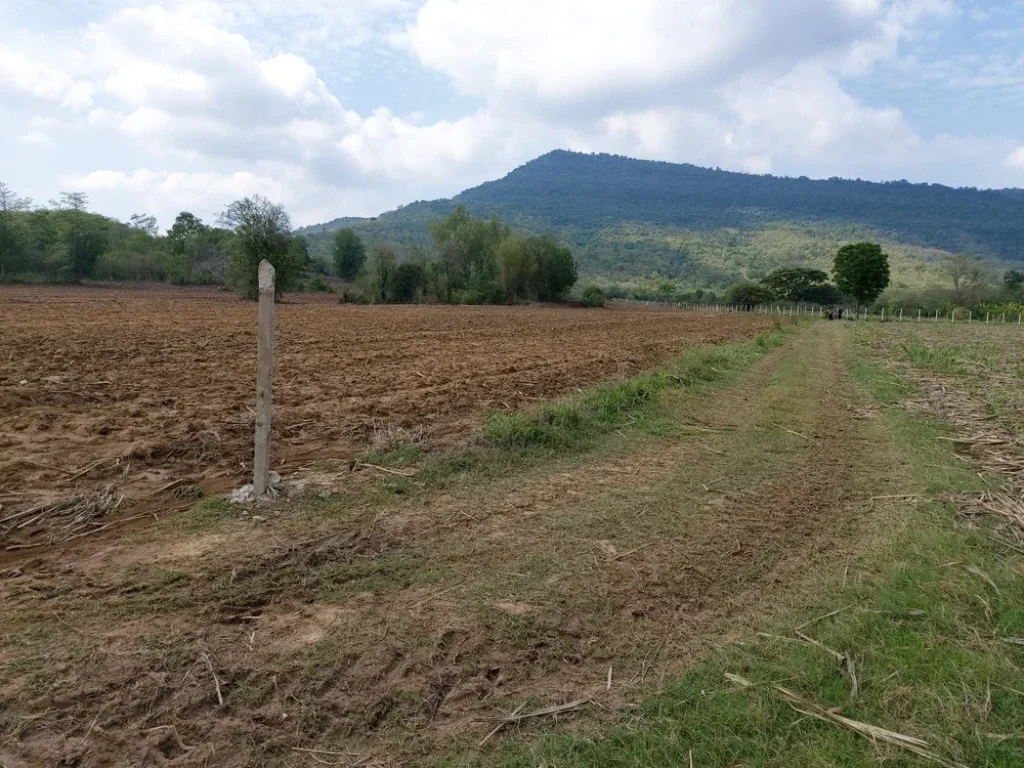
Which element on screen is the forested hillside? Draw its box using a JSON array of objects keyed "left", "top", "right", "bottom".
[{"left": 302, "top": 150, "right": 1024, "bottom": 288}]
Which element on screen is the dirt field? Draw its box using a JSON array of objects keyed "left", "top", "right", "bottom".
[
  {"left": 0, "top": 286, "right": 772, "bottom": 552},
  {"left": 1, "top": 321, "right": 890, "bottom": 767}
]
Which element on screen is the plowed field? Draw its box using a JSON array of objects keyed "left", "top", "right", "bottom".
[{"left": 0, "top": 286, "right": 772, "bottom": 550}]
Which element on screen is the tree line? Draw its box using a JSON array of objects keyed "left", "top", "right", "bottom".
[
  {"left": 330, "top": 206, "right": 578, "bottom": 304},
  {"left": 724, "top": 242, "right": 891, "bottom": 308},
  {"left": 0, "top": 181, "right": 309, "bottom": 291},
  {"left": 0, "top": 182, "right": 581, "bottom": 305}
]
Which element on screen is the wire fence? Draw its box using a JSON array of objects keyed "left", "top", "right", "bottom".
[{"left": 613, "top": 299, "right": 1024, "bottom": 326}]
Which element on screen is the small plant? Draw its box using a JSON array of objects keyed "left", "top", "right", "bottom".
[
  {"left": 580, "top": 285, "right": 605, "bottom": 307},
  {"left": 338, "top": 287, "right": 369, "bottom": 304},
  {"left": 901, "top": 341, "right": 963, "bottom": 373},
  {"left": 307, "top": 275, "right": 331, "bottom": 293}
]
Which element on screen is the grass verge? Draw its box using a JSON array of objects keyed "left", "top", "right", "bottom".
[
  {"left": 483, "top": 327, "right": 789, "bottom": 451},
  {"left": 464, "top": 325, "right": 1024, "bottom": 768}
]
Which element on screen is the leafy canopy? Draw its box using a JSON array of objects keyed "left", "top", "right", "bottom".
[
  {"left": 726, "top": 281, "right": 776, "bottom": 306},
  {"left": 221, "top": 195, "right": 299, "bottom": 299},
  {"left": 332, "top": 227, "right": 366, "bottom": 280},
  {"left": 760, "top": 267, "right": 828, "bottom": 302},
  {"left": 833, "top": 242, "right": 890, "bottom": 306}
]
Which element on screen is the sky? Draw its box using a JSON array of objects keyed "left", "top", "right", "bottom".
[{"left": 1, "top": 0, "right": 1023, "bottom": 231}]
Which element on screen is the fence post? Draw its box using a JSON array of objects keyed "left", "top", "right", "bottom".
[
  {"left": 935, "top": 309, "right": 939, "bottom": 322},
  {"left": 881, "top": 307, "right": 885, "bottom": 321},
  {"left": 253, "top": 260, "right": 275, "bottom": 497},
  {"left": 917, "top": 309, "right": 921, "bottom": 322},
  {"left": 969, "top": 310, "right": 972, "bottom": 323},
  {"left": 899, "top": 307, "right": 903, "bottom": 321},
  {"left": 987, "top": 312, "right": 990, "bottom": 324}
]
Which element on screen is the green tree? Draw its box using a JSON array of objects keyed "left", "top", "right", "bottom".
[
  {"left": 164, "top": 211, "right": 210, "bottom": 284},
  {"left": 1004, "top": 269, "right": 1024, "bottom": 299},
  {"left": 429, "top": 206, "right": 507, "bottom": 298},
  {"left": 801, "top": 283, "right": 843, "bottom": 305},
  {"left": 760, "top": 267, "right": 828, "bottom": 301},
  {"left": 391, "top": 262, "right": 424, "bottom": 302},
  {"left": 52, "top": 192, "right": 106, "bottom": 281},
  {"left": 525, "top": 234, "right": 577, "bottom": 301},
  {"left": 332, "top": 228, "right": 366, "bottom": 280},
  {"left": 725, "top": 281, "right": 776, "bottom": 306},
  {"left": 496, "top": 237, "right": 535, "bottom": 302},
  {"left": 221, "top": 196, "right": 295, "bottom": 299},
  {"left": 0, "top": 181, "right": 31, "bottom": 280},
  {"left": 833, "top": 242, "right": 890, "bottom": 307},
  {"left": 580, "top": 285, "right": 605, "bottom": 307},
  {"left": 128, "top": 213, "right": 158, "bottom": 236},
  {"left": 941, "top": 253, "right": 985, "bottom": 304},
  {"left": 288, "top": 235, "right": 311, "bottom": 271},
  {"left": 370, "top": 244, "right": 398, "bottom": 303}
]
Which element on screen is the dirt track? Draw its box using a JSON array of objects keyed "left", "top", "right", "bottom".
[
  {"left": 0, "top": 286, "right": 772, "bottom": 551},
  {"left": 0, "top": 323, "right": 897, "bottom": 766}
]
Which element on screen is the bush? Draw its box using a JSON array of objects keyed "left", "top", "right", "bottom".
[
  {"left": 338, "top": 286, "right": 370, "bottom": 304},
  {"left": 725, "top": 281, "right": 775, "bottom": 306},
  {"left": 451, "top": 289, "right": 483, "bottom": 305},
  {"left": 580, "top": 286, "right": 606, "bottom": 307},
  {"left": 307, "top": 275, "right": 332, "bottom": 293}
]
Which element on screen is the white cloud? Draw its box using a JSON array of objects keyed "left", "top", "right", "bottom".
[
  {"left": 405, "top": 0, "right": 888, "bottom": 112},
  {"left": 0, "top": 45, "right": 91, "bottom": 108},
  {"left": 1007, "top": 147, "right": 1024, "bottom": 169},
  {"left": 1, "top": 0, "right": 1021, "bottom": 232}
]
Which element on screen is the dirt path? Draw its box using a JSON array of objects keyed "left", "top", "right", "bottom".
[{"left": 0, "top": 322, "right": 896, "bottom": 767}]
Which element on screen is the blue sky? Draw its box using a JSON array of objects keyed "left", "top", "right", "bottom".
[{"left": 1, "top": 0, "right": 1022, "bottom": 230}]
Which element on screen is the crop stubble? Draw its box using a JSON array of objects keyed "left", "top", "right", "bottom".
[{"left": 0, "top": 285, "right": 772, "bottom": 548}]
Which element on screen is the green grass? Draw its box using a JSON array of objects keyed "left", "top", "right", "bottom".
[
  {"left": 484, "top": 328, "right": 788, "bottom": 452},
  {"left": 448, "top": 325, "right": 1024, "bottom": 768},
  {"left": 901, "top": 339, "right": 965, "bottom": 374},
  {"left": 166, "top": 497, "right": 236, "bottom": 531}
]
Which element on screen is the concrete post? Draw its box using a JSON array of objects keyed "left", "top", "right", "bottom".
[{"left": 253, "top": 260, "right": 275, "bottom": 497}]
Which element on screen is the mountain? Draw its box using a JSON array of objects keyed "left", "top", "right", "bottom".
[{"left": 301, "top": 150, "right": 1024, "bottom": 289}]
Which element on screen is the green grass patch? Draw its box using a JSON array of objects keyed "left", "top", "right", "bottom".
[
  {"left": 165, "top": 497, "right": 236, "bottom": 531},
  {"left": 901, "top": 340, "right": 965, "bottom": 374},
  {"left": 484, "top": 329, "right": 788, "bottom": 452},
  {"left": 456, "top": 327, "right": 1024, "bottom": 768}
]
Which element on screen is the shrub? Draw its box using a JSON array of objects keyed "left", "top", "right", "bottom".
[
  {"left": 725, "top": 281, "right": 775, "bottom": 306},
  {"left": 307, "top": 275, "right": 332, "bottom": 293},
  {"left": 580, "top": 286, "right": 606, "bottom": 307},
  {"left": 338, "top": 286, "right": 370, "bottom": 304}
]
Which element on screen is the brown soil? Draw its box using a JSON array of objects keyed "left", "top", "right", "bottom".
[
  {"left": 0, "top": 285, "right": 772, "bottom": 552},
  {"left": 0, "top": 323, "right": 891, "bottom": 767}
]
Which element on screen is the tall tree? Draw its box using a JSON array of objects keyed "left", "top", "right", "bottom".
[
  {"left": 128, "top": 213, "right": 159, "bottom": 236},
  {"left": 525, "top": 234, "right": 577, "bottom": 301},
  {"left": 165, "top": 212, "right": 211, "bottom": 284},
  {"left": 370, "top": 244, "right": 398, "bottom": 303},
  {"left": 221, "top": 196, "right": 295, "bottom": 298},
  {"left": 0, "top": 181, "right": 31, "bottom": 280},
  {"left": 833, "top": 242, "right": 890, "bottom": 308},
  {"left": 52, "top": 191, "right": 105, "bottom": 281},
  {"left": 941, "top": 253, "right": 985, "bottom": 304},
  {"left": 429, "top": 206, "right": 507, "bottom": 299},
  {"left": 332, "top": 228, "right": 366, "bottom": 280},
  {"left": 496, "top": 237, "right": 535, "bottom": 302}
]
